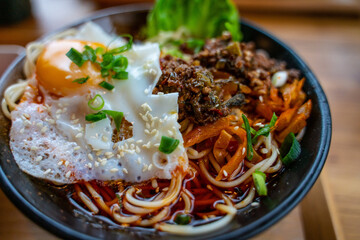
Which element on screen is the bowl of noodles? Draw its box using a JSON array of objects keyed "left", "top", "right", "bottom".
[{"left": 0, "top": 2, "right": 331, "bottom": 240}]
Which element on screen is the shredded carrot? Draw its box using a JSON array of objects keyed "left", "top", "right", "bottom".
[
  {"left": 256, "top": 102, "right": 273, "bottom": 121},
  {"left": 275, "top": 108, "right": 298, "bottom": 132},
  {"left": 215, "top": 126, "right": 247, "bottom": 180},
  {"left": 183, "top": 116, "right": 234, "bottom": 148},
  {"left": 277, "top": 113, "right": 307, "bottom": 142},
  {"left": 213, "top": 130, "right": 233, "bottom": 164},
  {"left": 297, "top": 99, "right": 312, "bottom": 118}
]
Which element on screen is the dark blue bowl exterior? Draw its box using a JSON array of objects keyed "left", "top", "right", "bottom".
[{"left": 0, "top": 5, "right": 331, "bottom": 240}]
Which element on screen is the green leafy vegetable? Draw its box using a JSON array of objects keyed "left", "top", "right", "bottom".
[
  {"left": 252, "top": 170, "right": 267, "bottom": 196},
  {"left": 280, "top": 132, "right": 301, "bottom": 165},
  {"left": 242, "top": 114, "right": 253, "bottom": 161},
  {"left": 72, "top": 76, "right": 89, "bottom": 84},
  {"left": 174, "top": 213, "right": 191, "bottom": 225},
  {"left": 102, "top": 110, "right": 124, "bottom": 131},
  {"left": 146, "top": 0, "right": 242, "bottom": 41},
  {"left": 88, "top": 94, "right": 105, "bottom": 111},
  {"left": 159, "top": 136, "right": 180, "bottom": 154}
]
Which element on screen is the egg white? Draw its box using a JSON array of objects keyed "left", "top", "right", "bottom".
[{"left": 10, "top": 22, "right": 188, "bottom": 184}]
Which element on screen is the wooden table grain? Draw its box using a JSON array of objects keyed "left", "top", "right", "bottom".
[{"left": 0, "top": 1, "right": 359, "bottom": 239}]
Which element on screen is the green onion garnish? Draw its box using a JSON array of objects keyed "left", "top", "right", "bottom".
[
  {"left": 99, "top": 81, "right": 114, "bottom": 91},
  {"left": 186, "top": 39, "right": 205, "bottom": 53},
  {"left": 88, "top": 94, "right": 105, "bottom": 111},
  {"left": 115, "top": 193, "right": 123, "bottom": 209},
  {"left": 159, "top": 136, "right": 180, "bottom": 154},
  {"left": 174, "top": 213, "right": 191, "bottom": 225},
  {"left": 108, "top": 34, "right": 133, "bottom": 54},
  {"left": 95, "top": 47, "right": 105, "bottom": 55},
  {"left": 112, "top": 55, "right": 128, "bottom": 71},
  {"left": 85, "top": 111, "right": 107, "bottom": 122},
  {"left": 82, "top": 45, "right": 97, "bottom": 62},
  {"left": 280, "top": 132, "right": 301, "bottom": 165},
  {"left": 113, "top": 71, "right": 128, "bottom": 80},
  {"left": 252, "top": 170, "right": 267, "bottom": 196},
  {"left": 72, "top": 76, "right": 89, "bottom": 84},
  {"left": 85, "top": 110, "right": 123, "bottom": 131},
  {"left": 102, "top": 110, "right": 123, "bottom": 131},
  {"left": 66, "top": 48, "right": 84, "bottom": 67},
  {"left": 252, "top": 113, "right": 277, "bottom": 144},
  {"left": 242, "top": 114, "right": 254, "bottom": 161}
]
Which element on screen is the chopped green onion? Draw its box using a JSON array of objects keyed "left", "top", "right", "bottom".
[
  {"left": 99, "top": 81, "right": 114, "bottom": 91},
  {"left": 165, "top": 48, "right": 184, "bottom": 58},
  {"left": 115, "top": 193, "right": 123, "bottom": 209},
  {"left": 280, "top": 132, "right": 301, "bottom": 165},
  {"left": 252, "top": 113, "right": 278, "bottom": 144},
  {"left": 108, "top": 34, "right": 133, "bottom": 54},
  {"left": 252, "top": 170, "right": 267, "bottom": 196},
  {"left": 113, "top": 71, "right": 128, "bottom": 80},
  {"left": 95, "top": 47, "right": 105, "bottom": 55},
  {"left": 72, "top": 76, "right": 89, "bottom": 84},
  {"left": 82, "top": 45, "right": 97, "bottom": 62},
  {"left": 242, "top": 123, "right": 256, "bottom": 135},
  {"left": 66, "top": 48, "right": 84, "bottom": 67},
  {"left": 159, "top": 136, "right": 180, "bottom": 154},
  {"left": 102, "top": 110, "right": 123, "bottom": 131},
  {"left": 101, "top": 69, "right": 110, "bottom": 77},
  {"left": 101, "top": 53, "right": 115, "bottom": 70},
  {"left": 85, "top": 111, "right": 107, "bottom": 122},
  {"left": 242, "top": 114, "right": 254, "bottom": 161},
  {"left": 174, "top": 214, "right": 191, "bottom": 225},
  {"left": 88, "top": 94, "right": 105, "bottom": 111},
  {"left": 112, "top": 55, "right": 128, "bottom": 70}
]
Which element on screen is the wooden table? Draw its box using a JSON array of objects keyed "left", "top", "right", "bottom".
[{"left": 1, "top": 1, "right": 359, "bottom": 239}]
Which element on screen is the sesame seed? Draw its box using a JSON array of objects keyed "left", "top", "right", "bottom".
[
  {"left": 207, "top": 185, "right": 213, "bottom": 191},
  {"left": 94, "top": 162, "right": 99, "bottom": 167},
  {"left": 167, "top": 130, "right": 174, "bottom": 136},
  {"left": 145, "top": 123, "right": 150, "bottom": 129},
  {"left": 31, "top": 146, "right": 38, "bottom": 151},
  {"left": 20, "top": 128, "right": 25, "bottom": 134},
  {"left": 74, "top": 146, "right": 81, "bottom": 150},
  {"left": 23, "top": 113, "right": 30, "bottom": 119},
  {"left": 144, "top": 89, "right": 149, "bottom": 94},
  {"left": 137, "top": 157, "right": 141, "bottom": 164},
  {"left": 57, "top": 161, "right": 62, "bottom": 166},
  {"left": 130, "top": 144, "right": 135, "bottom": 150},
  {"left": 142, "top": 164, "right": 148, "bottom": 172},
  {"left": 144, "top": 129, "right": 150, "bottom": 134},
  {"left": 142, "top": 142, "right": 151, "bottom": 149},
  {"left": 151, "top": 129, "right": 157, "bottom": 135},
  {"left": 88, "top": 154, "right": 94, "bottom": 161},
  {"left": 251, "top": 202, "right": 260, "bottom": 207},
  {"left": 242, "top": 147, "right": 246, "bottom": 155},
  {"left": 96, "top": 151, "right": 102, "bottom": 156},
  {"left": 148, "top": 164, "right": 153, "bottom": 171},
  {"left": 71, "top": 119, "right": 79, "bottom": 124},
  {"left": 261, "top": 148, "right": 269, "bottom": 154},
  {"left": 101, "top": 160, "right": 107, "bottom": 166},
  {"left": 234, "top": 126, "right": 239, "bottom": 130},
  {"left": 102, "top": 136, "right": 108, "bottom": 142},
  {"left": 75, "top": 133, "right": 83, "bottom": 138},
  {"left": 35, "top": 156, "right": 43, "bottom": 162},
  {"left": 136, "top": 140, "right": 143, "bottom": 144},
  {"left": 122, "top": 168, "right": 128, "bottom": 174},
  {"left": 65, "top": 171, "right": 71, "bottom": 178},
  {"left": 276, "top": 149, "right": 280, "bottom": 155},
  {"left": 142, "top": 115, "right": 149, "bottom": 122},
  {"left": 150, "top": 121, "right": 155, "bottom": 128},
  {"left": 110, "top": 168, "right": 119, "bottom": 173},
  {"left": 128, "top": 138, "right": 135, "bottom": 143},
  {"left": 48, "top": 119, "right": 55, "bottom": 124},
  {"left": 44, "top": 169, "right": 51, "bottom": 175},
  {"left": 116, "top": 154, "right": 121, "bottom": 159},
  {"left": 135, "top": 146, "right": 140, "bottom": 153},
  {"left": 120, "top": 152, "right": 125, "bottom": 157},
  {"left": 154, "top": 143, "right": 160, "bottom": 147},
  {"left": 36, "top": 122, "right": 43, "bottom": 127},
  {"left": 259, "top": 96, "right": 264, "bottom": 102},
  {"left": 223, "top": 170, "right": 228, "bottom": 177},
  {"left": 152, "top": 179, "right": 158, "bottom": 188},
  {"left": 55, "top": 109, "right": 62, "bottom": 114},
  {"left": 157, "top": 92, "right": 164, "bottom": 95},
  {"left": 64, "top": 161, "right": 69, "bottom": 166}
]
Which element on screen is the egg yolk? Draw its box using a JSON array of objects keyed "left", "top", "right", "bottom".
[{"left": 36, "top": 40, "right": 106, "bottom": 96}]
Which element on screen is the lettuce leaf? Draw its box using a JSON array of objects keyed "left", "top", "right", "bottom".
[{"left": 146, "top": 0, "right": 242, "bottom": 41}]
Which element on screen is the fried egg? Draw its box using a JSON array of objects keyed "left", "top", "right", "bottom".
[{"left": 10, "top": 22, "right": 188, "bottom": 184}]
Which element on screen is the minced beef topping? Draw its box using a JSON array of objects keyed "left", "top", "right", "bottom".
[{"left": 153, "top": 33, "right": 301, "bottom": 125}]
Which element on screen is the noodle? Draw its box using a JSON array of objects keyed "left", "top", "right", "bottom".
[{"left": 2, "top": 20, "right": 312, "bottom": 236}]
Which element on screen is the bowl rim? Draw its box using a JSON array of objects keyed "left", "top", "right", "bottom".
[{"left": 0, "top": 4, "right": 332, "bottom": 240}]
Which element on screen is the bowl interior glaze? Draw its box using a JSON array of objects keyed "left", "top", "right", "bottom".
[{"left": 0, "top": 5, "right": 331, "bottom": 240}]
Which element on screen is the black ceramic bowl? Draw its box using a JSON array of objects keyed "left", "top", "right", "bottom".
[{"left": 0, "top": 4, "right": 331, "bottom": 240}]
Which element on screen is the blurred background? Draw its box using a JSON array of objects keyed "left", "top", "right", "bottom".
[{"left": 0, "top": 0, "right": 359, "bottom": 239}]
